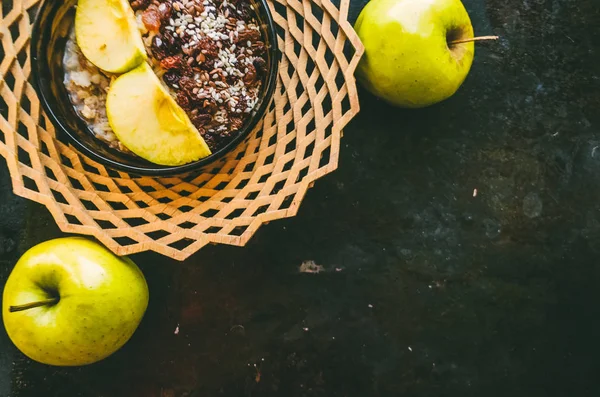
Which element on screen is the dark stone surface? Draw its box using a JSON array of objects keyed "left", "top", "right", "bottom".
[{"left": 2, "top": 0, "right": 600, "bottom": 395}]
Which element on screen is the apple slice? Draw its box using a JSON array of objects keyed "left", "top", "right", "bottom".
[
  {"left": 75, "top": 0, "right": 147, "bottom": 74},
  {"left": 106, "top": 63, "right": 212, "bottom": 166}
]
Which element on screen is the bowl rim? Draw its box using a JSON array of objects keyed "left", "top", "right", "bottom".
[{"left": 30, "top": 0, "right": 279, "bottom": 177}]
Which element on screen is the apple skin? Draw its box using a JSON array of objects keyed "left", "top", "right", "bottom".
[
  {"left": 2, "top": 237, "right": 149, "bottom": 366},
  {"left": 354, "top": 0, "right": 475, "bottom": 108}
]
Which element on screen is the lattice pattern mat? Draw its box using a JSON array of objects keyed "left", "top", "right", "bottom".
[{"left": 0, "top": 0, "right": 363, "bottom": 260}]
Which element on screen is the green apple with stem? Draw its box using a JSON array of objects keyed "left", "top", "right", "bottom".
[
  {"left": 2, "top": 237, "right": 149, "bottom": 366},
  {"left": 354, "top": 0, "right": 497, "bottom": 108}
]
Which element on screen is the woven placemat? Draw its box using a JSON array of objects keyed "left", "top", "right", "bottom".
[{"left": 0, "top": 0, "right": 363, "bottom": 260}]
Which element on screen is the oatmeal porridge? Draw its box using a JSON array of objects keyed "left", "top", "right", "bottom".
[{"left": 64, "top": 0, "right": 269, "bottom": 154}]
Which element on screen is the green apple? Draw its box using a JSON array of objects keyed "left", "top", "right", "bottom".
[
  {"left": 2, "top": 237, "right": 149, "bottom": 366},
  {"left": 354, "top": 0, "right": 475, "bottom": 108},
  {"left": 75, "top": 0, "right": 147, "bottom": 73},
  {"left": 106, "top": 62, "right": 212, "bottom": 166}
]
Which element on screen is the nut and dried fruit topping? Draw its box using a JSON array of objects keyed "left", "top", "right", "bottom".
[{"left": 135, "top": 0, "right": 269, "bottom": 151}]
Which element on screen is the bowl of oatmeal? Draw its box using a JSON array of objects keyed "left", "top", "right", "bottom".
[{"left": 31, "top": 0, "right": 278, "bottom": 175}]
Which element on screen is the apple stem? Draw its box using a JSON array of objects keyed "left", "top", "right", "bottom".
[
  {"left": 9, "top": 298, "right": 60, "bottom": 312},
  {"left": 449, "top": 35, "right": 499, "bottom": 45}
]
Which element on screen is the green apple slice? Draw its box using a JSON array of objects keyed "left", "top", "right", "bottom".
[
  {"left": 106, "top": 63, "right": 212, "bottom": 166},
  {"left": 75, "top": 0, "right": 147, "bottom": 74}
]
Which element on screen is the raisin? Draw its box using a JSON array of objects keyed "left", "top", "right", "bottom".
[
  {"left": 202, "top": 132, "right": 218, "bottom": 150},
  {"left": 243, "top": 64, "right": 257, "bottom": 85},
  {"left": 157, "top": 2, "right": 173, "bottom": 22},
  {"left": 163, "top": 70, "right": 181, "bottom": 88},
  {"left": 163, "top": 31, "right": 178, "bottom": 49},
  {"left": 196, "top": 37, "right": 219, "bottom": 58},
  {"left": 178, "top": 76, "right": 196, "bottom": 96},
  {"left": 180, "top": 62, "right": 194, "bottom": 77},
  {"left": 192, "top": 113, "right": 212, "bottom": 128},
  {"left": 253, "top": 57, "right": 267, "bottom": 76},
  {"left": 157, "top": 31, "right": 181, "bottom": 56},
  {"left": 142, "top": 5, "right": 161, "bottom": 32},
  {"left": 151, "top": 35, "right": 167, "bottom": 59},
  {"left": 252, "top": 41, "right": 266, "bottom": 56},
  {"left": 161, "top": 55, "right": 183, "bottom": 69},
  {"left": 176, "top": 91, "right": 191, "bottom": 110},
  {"left": 162, "top": 55, "right": 193, "bottom": 77},
  {"left": 130, "top": 0, "right": 150, "bottom": 11}
]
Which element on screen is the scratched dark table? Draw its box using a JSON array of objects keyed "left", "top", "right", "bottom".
[{"left": 1, "top": 0, "right": 600, "bottom": 395}]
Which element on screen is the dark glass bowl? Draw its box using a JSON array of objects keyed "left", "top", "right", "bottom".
[{"left": 31, "top": 0, "right": 279, "bottom": 176}]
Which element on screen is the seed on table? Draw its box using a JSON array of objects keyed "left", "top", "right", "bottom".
[
  {"left": 173, "top": 2, "right": 181, "bottom": 11},
  {"left": 192, "top": 87, "right": 199, "bottom": 94},
  {"left": 196, "top": 54, "right": 205, "bottom": 63},
  {"left": 187, "top": 57, "right": 194, "bottom": 64}
]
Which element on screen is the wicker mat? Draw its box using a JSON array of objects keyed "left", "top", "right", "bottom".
[{"left": 0, "top": 0, "right": 363, "bottom": 260}]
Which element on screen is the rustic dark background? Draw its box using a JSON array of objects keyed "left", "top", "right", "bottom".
[{"left": 1, "top": 0, "right": 600, "bottom": 395}]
